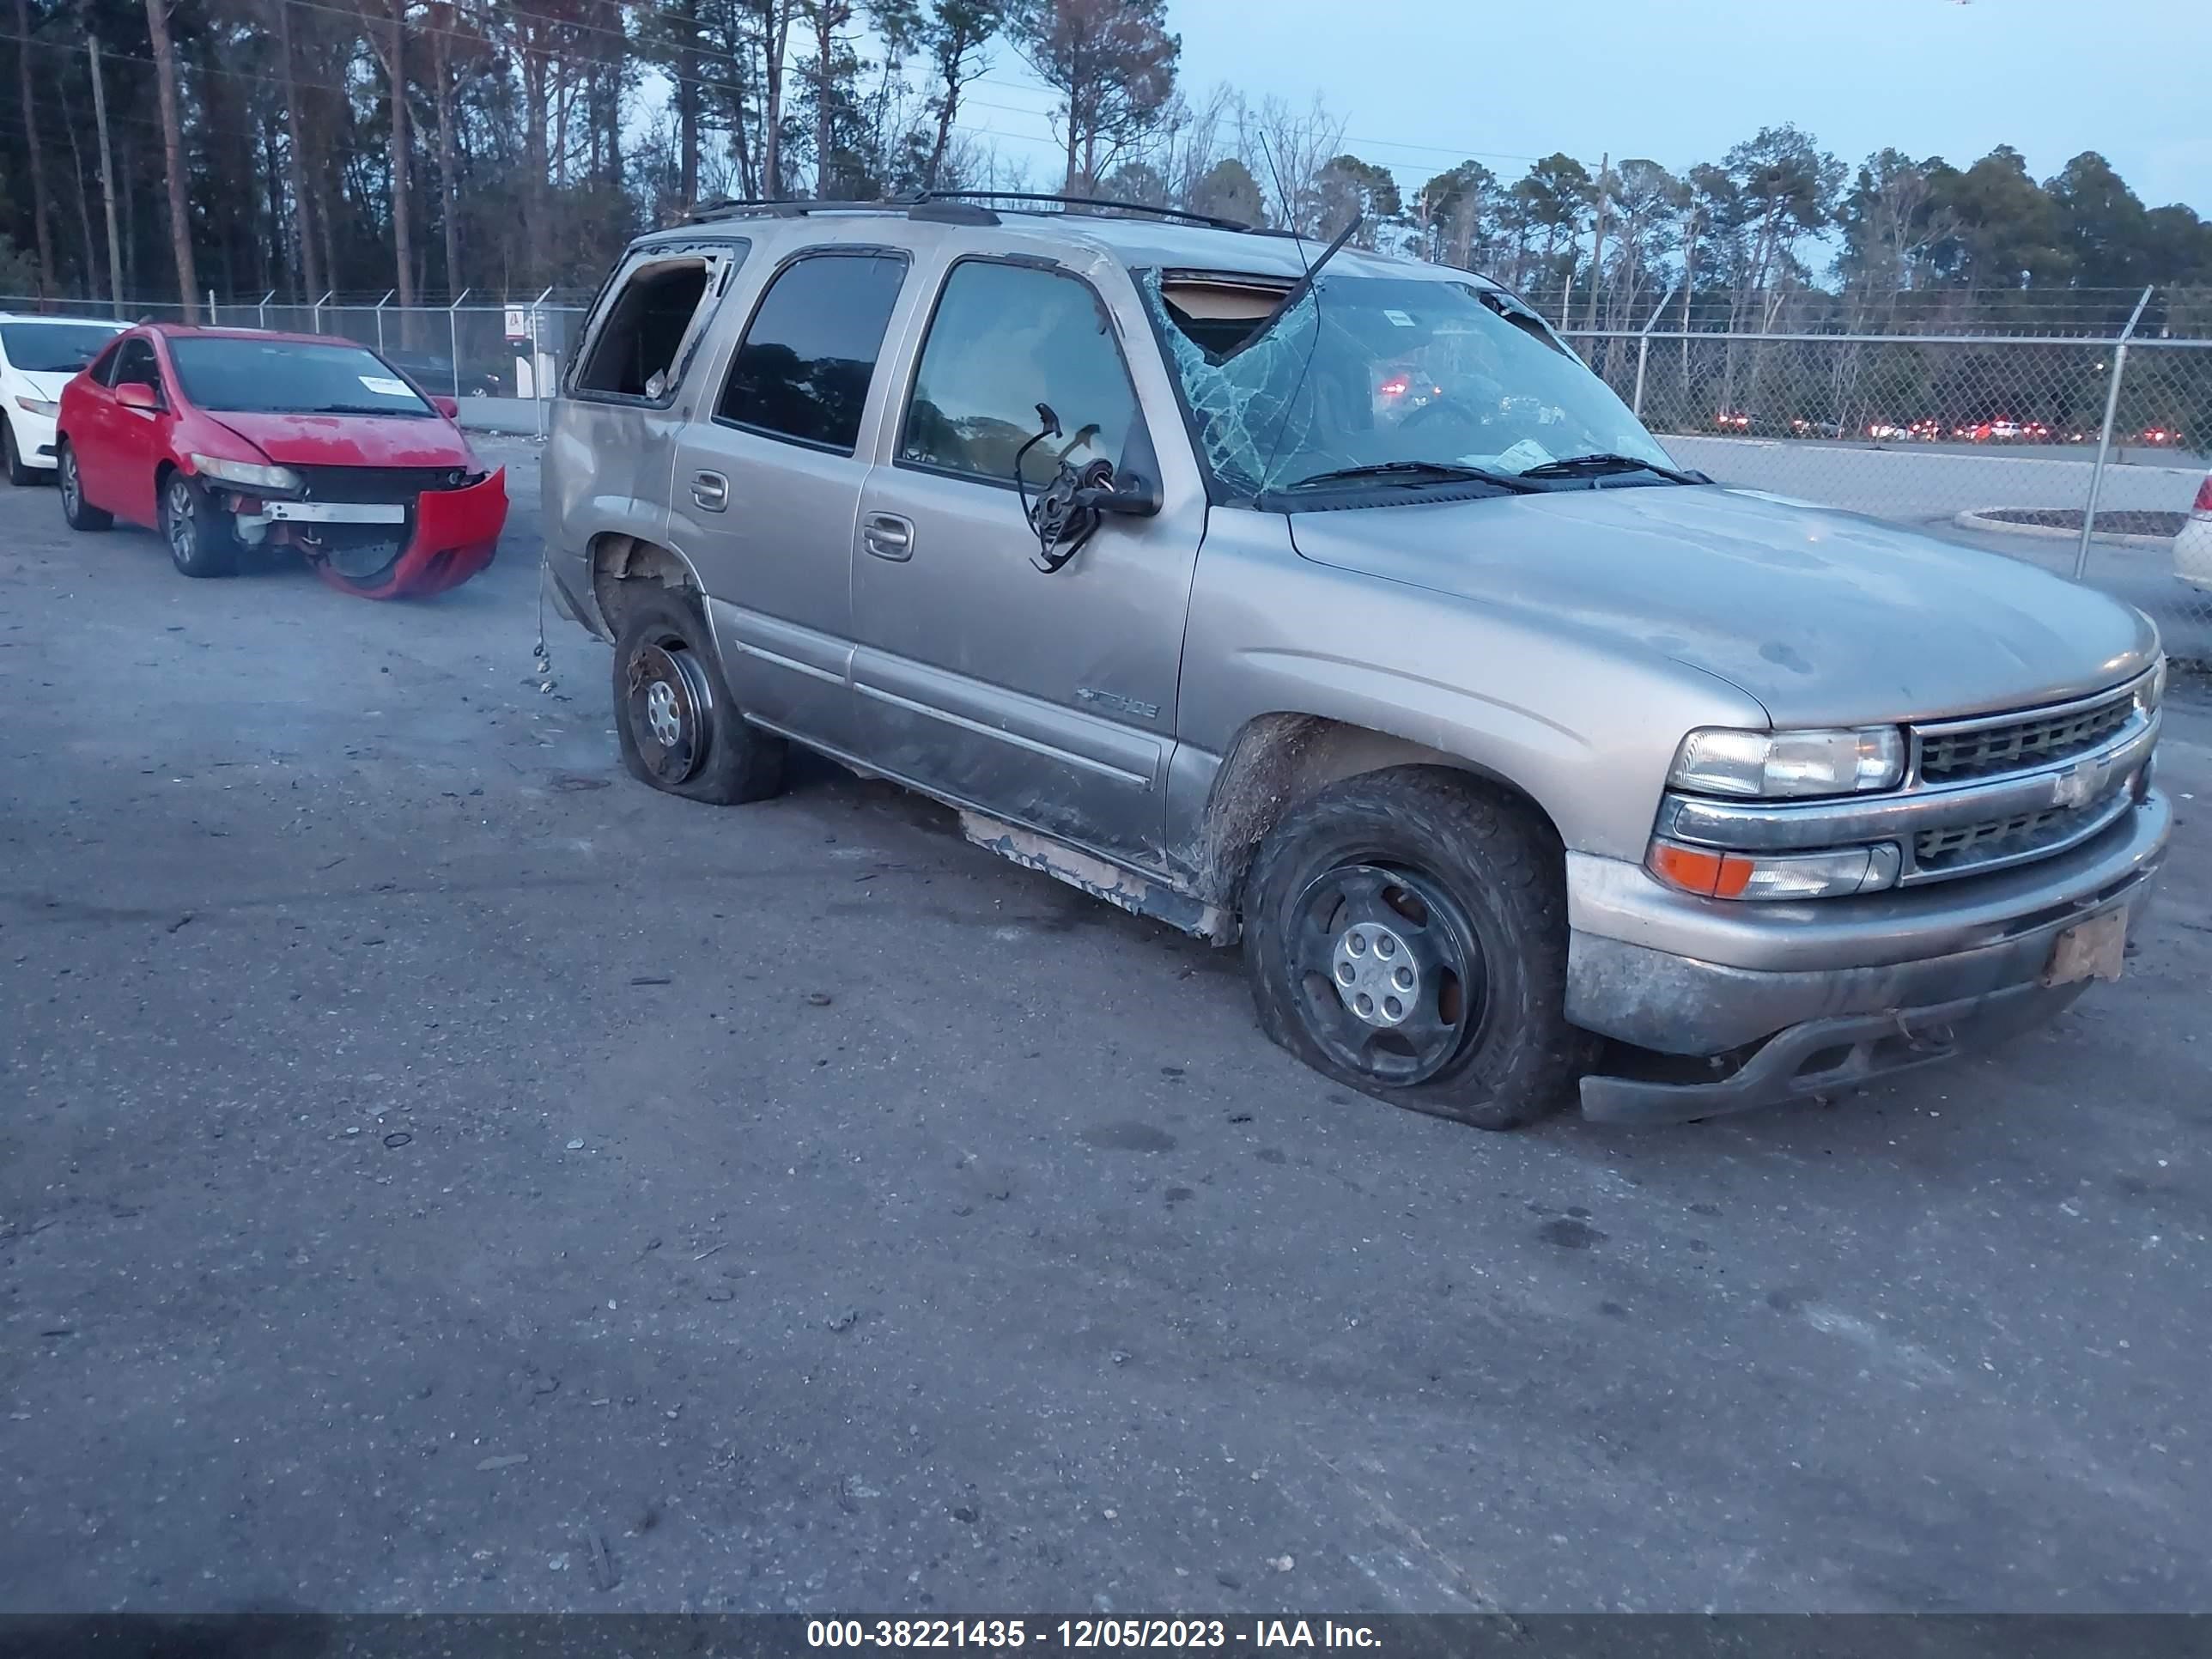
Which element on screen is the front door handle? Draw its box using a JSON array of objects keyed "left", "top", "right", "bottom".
[
  {"left": 862, "top": 512, "right": 915, "bottom": 561},
  {"left": 690, "top": 470, "right": 730, "bottom": 512}
]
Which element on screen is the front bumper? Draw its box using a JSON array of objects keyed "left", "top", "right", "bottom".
[
  {"left": 10, "top": 404, "right": 58, "bottom": 466},
  {"left": 1565, "top": 791, "right": 2170, "bottom": 1123},
  {"left": 308, "top": 467, "right": 508, "bottom": 600}
]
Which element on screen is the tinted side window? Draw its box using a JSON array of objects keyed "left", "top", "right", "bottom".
[
  {"left": 900, "top": 262, "right": 1139, "bottom": 489},
  {"left": 88, "top": 339, "right": 125, "bottom": 385},
  {"left": 113, "top": 338, "right": 161, "bottom": 390},
  {"left": 715, "top": 252, "right": 906, "bottom": 453}
]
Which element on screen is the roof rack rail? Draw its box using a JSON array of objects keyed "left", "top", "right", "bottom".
[
  {"left": 908, "top": 191, "right": 1256, "bottom": 234},
  {"left": 682, "top": 195, "right": 1006, "bottom": 228}
]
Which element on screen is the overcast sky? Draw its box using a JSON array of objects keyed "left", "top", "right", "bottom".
[{"left": 957, "top": 0, "right": 2211, "bottom": 216}]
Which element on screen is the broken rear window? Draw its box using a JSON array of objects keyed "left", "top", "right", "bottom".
[{"left": 573, "top": 254, "right": 730, "bottom": 401}]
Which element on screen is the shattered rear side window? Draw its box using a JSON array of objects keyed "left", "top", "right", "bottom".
[{"left": 1142, "top": 269, "right": 1322, "bottom": 498}]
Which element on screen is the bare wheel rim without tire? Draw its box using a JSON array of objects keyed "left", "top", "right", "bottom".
[
  {"left": 623, "top": 637, "right": 715, "bottom": 786},
  {"left": 163, "top": 476, "right": 199, "bottom": 568},
  {"left": 1287, "top": 861, "right": 1490, "bottom": 1086}
]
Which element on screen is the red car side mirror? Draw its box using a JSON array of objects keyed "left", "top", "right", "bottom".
[
  {"left": 115, "top": 380, "right": 161, "bottom": 411},
  {"left": 431, "top": 395, "right": 460, "bottom": 421}
]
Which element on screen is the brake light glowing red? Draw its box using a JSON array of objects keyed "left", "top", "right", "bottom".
[{"left": 1378, "top": 374, "right": 1410, "bottom": 398}]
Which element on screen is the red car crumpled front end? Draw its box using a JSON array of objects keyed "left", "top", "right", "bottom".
[{"left": 313, "top": 467, "right": 509, "bottom": 600}]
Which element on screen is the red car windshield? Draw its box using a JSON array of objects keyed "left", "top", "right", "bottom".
[{"left": 166, "top": 337, "right": 434, "bottom": 417}]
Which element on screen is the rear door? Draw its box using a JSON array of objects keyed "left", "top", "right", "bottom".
[
  {"left": 848, "top": 255, "right": 1206, "bottom": 871},
  {"left": 552, "top": 240, "right": 745, "bottom": 566},
  {"left": 668, "top": 246, "right": 913, "bottom": 752}
]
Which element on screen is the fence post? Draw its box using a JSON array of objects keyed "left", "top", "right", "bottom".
[
  {"left": 531, "top": 285, "right": 554, "bottom": 439},
  {"left": 258, "top": 289, "right": 273, "bottom": 331},
  {"left": 312, "top": 289, "right": 332, "bottom": 335},
  {"left": 374, "top": 289, "right": 395, "bottom": 354},
  {"left": 447, "top": 288, "right": 470, "bottom": 398},
  {"left": 1632, "top": 283, "right": 1678, "bottom": 420},
  {"left": 2075, "top": 285, "right": 2154, "bottom": 580},
  {"left": 206, "top": 287, "right": 216, "bottom": 326}
]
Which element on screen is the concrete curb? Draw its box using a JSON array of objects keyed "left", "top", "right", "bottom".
[{"left": 1952, "top": 508, "right": 2176, "bottom": 550}]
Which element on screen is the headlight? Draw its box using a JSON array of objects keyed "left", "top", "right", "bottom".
[
  {"left": 188, "top": 453, "right": 303, "bottom": 495},
  {"left": 14, "top": 395, "right": 59, "bottom": 416},
  {"left": 1668, "top": 726, "right": 1905, "bottom": 799}
]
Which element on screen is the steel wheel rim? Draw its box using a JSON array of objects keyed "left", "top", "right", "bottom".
[
  {"left": 624, "top": 637, "right": 714, "bottom": 784},
  {"left": 165, "top": 477, "right": 197, "bottom": 567},
  {"left": 1287, "top": 861, "right": 1488, "bottom": 1087},
  {"left": 59, "top": 450, "right": 79, "bottom": 512}
]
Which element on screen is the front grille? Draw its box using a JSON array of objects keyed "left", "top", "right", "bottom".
[
  {"left": 1916, "top": 685, "right": 2136, "bottom": 783},
  {"left": 1911, "top": 790, "right": 2130, "bottom": 876},
  {"left": 294, "top": 465, "right": 468, "bottom": 504}
]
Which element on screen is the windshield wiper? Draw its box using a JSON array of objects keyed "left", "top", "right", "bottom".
[
  {"left": 1280, "top": 459, "right": 1537, "bottom": 495},
  {"left": 1516, "top": 452, "right": 1704, "bottom": 484},
  {"left": 296, "top": 403, "right": 426, "bottom": 416}
]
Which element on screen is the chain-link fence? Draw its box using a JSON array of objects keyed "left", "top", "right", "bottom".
[
  {"left": 0, "top": 291, "right": 589, "bottom": 435},
  {"left": 8, "top": 288, "right": 2209, "bottom": 658},
  {"left": 1561, "top": 325, "right": 2212, "bottom": 659}
]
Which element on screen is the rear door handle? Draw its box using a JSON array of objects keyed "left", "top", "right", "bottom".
[
  {"left": 690, "top": 470, "right": 729, "bottom": 511},
  {"left": 862, "top": 512, "right": 915, "bottom": 561}
]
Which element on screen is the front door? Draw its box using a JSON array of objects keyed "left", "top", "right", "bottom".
[
  {"left": 80, "top": 334, "right": 165, "bottom": 521},
  {"left": 850, "top": 257, "right": 1206, "bottom": 872},
  {"left": 668, "top": 247, "right": 913, "bottom": 753}
]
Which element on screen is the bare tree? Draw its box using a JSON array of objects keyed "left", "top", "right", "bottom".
[
  {"left": 270, "top": 0, "right": 324, "bottom": 298},
  {"left": 1009, "top": 0, "right": 1177, "bottom": 193},
  {"left": 362, "top": 0, "right": 417, "bottom": 305},
  {"left": 800, "top": 0, "right": 855, "bottom": 196},
  {"left": 1237, "top": 94, "right": 1344, "bottom": 235},
  {"left": 421, "top": 0, "right": 483, "bottom": 292},
  {"left": 915, "top": 0, "right": 1002, "bottom": 190},
  {"left": 15, "top": 0, "right": 55, "bottom": 295},
  {"left": 143, "top": 0, "right": 201, "bottom": 316}
]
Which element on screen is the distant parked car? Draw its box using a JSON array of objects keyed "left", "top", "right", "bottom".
[
  {"left": 54, "top": 324, "right": 507, "bottom": 599},
  {"left": 2176, "top": 470, "right": 2212, "bottom": 593},
  {"left": 384, "top": 349, "right": 503, "bottom": 399},
  {"left": 0, "top": 312, "right": 126, "bottom": 484},
  {"left": 1713, "top": 410, "right": 1750, "bottom": 432}
]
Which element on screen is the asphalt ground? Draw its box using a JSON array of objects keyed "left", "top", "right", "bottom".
[{"left": 3, "top": 442, "right": 2210, "bottom": 1614}]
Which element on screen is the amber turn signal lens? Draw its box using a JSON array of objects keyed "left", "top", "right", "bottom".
[{"left": 1645, "top": 841, "right": 1754, "bottom": 898}]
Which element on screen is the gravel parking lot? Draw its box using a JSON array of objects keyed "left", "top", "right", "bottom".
[{"left": 4, "top": 442, "right": 2211, "bottom": 1614}]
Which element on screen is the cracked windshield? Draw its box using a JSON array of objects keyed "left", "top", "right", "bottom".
[{"left": 1145, "top": 269, "right": 1677, "bottom": 498}]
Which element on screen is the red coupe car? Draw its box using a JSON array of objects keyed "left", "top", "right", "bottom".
[{"left": 54, "top": 324, "right": 507, "bottom": 599}]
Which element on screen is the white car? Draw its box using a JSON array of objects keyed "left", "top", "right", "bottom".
[
  {"left": 2177, "top": 470, "right": 2212, "bottom": 592},
  {"left": 0, "top": 313, "right": 126, "bottom": 484}
]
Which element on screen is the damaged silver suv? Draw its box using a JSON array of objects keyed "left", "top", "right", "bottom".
[{"left": 543, "top": 195, "right": 2169, "bottom": 1127}]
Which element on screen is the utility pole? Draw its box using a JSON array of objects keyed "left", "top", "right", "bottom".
[
  {"left": 143, "top": 0, "right": 201, "bottom": 320},
  {"left": 1582, "top": 152, "right": 1610, "bottom": 332},
  {"left": 88, "top": 33, "right": 125, "bottom": 316}
]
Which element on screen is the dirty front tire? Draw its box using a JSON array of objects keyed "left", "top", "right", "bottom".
[
  {"left": 611, "top": 586, "right": 786, "bottom": 805},
  {"left": 3, "top": 417, "right": 38, "bottom": 487},
  {"left": 159, "top": 470, "right": 239, "bottom": 578},
  {"left": 57, "top": 442, "right": 111, "bottom": 530},
  {"left": 1243, "top": 766, "right": 1586, "bottom": 1131}
]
